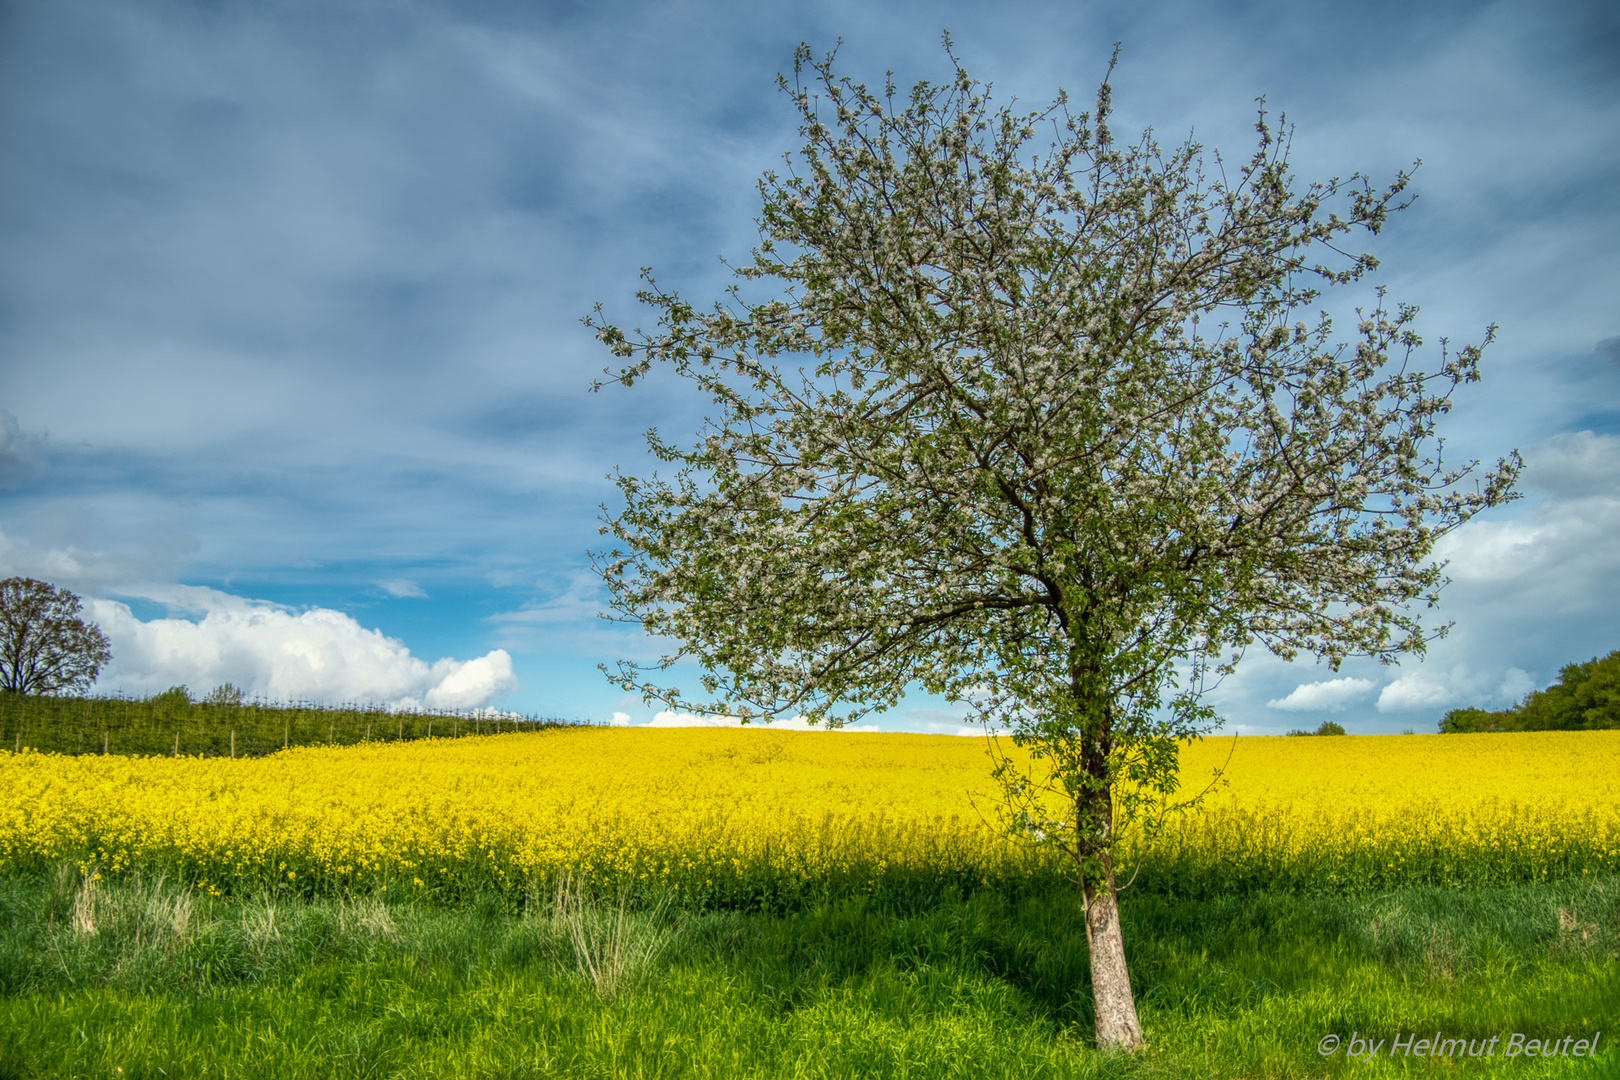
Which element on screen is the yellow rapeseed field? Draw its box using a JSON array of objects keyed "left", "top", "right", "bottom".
[{"left": 0, "top": 728, "right": 1615, "bottom": 902}]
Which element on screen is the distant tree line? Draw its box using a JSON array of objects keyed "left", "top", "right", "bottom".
[
  {"left": 1441, "top": 650, "right": 1620, "bottom": 732},
  {"left": 0, "top": 577, "right": 577, "bottom": 757},
  {"left": 1, "top": 684, "right": 577, "bottom": 758}
]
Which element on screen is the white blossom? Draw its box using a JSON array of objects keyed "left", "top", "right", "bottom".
[{"left": 584, "top": 40, "right": 1519, "bottom": 1050}]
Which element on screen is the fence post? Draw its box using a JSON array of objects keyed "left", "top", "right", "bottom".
[
  {"left": 230, "top": 730, "right": 235, "bottom": 758},
  {"left": 284, "top": 721, "right": 290, "bottom": 749},
  {"left": 398, "top": 718, "right": 403, "bottom": 740},
  {"left": 365, "top": 719, "right": 371, "bottom": 741},
  {"left": 329, "top": 720, "right": 335, "bottom": 745},
  {"left": 174, "top": 731, "right": 179, "bottom": 757}
]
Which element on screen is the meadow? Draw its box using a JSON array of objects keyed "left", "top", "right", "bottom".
[
  {"left": 0, "top": 725, "right": 1615, "bottom": 1077},
  {"left": 0, "top": 871, "right": 1613, "bottom": 1078}
]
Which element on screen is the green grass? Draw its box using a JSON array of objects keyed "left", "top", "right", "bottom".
[
  {"left": 0, "top": 692, "right": 575, "bottom": 758},
  {"left": 0, "top": 869, "right": 1613, "bottom": 1078}
]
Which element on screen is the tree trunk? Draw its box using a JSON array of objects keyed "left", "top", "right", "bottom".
[
  {"left": 1070, "top": 680, "right": 1144, "bottom": 1053},
  {"left": 1082, "top": 850, "right": 1143, "bottom": 1052}
]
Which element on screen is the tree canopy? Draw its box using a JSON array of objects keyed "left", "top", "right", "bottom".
[
  {"left": 1287, "top": 720, "right": 1349, "bottom": 736},
  {"left": 0, "top": 577, "right": 112, "bottom": 696},
  {"left": 1440, "top": 650, "right": 1620, "bottom": 732},
  {"left": 587, "top": 41, "right": 1519, "bottom": 1050}
]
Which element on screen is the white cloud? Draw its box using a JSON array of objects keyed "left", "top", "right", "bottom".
[
  {"left": 378, "top": 578, "right": 427, "bottom": 598},
  {"left": 1375, "top": 665, "right": 1535, "bottom": 713},
  {"left": 1374, "top": 675, "right": 1452, "bottom": 712},
  {"left": 1266, "top": 677, "right": 1376, "bottom": 712},
  {"left": 87, "top": 591, "right": 516, "bottom": 710},
  {"left": 646, "top": 709, "right": 880, "bottom": 732},
  {"left": 1432, "top": 518, "right": 1548, "bottom": 585},
  {"left": 608, "top": 711, "right": 631, "bottom": 727},
  {"left": 1432, "top": 432, "right": 1620, "bottom": 600},
  {"left": 1225, "top": 427, "right": 1620, "bottom": 732},
  {"left": 424, "top": 651, "right": 515, "bottom": 710}
]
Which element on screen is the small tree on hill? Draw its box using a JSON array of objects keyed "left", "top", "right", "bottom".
[
  {"left": 203, "top": 682, "right": 246, "bottom": 706},
  {"left": 1438, "top": 705, "right": 1515, "bottom": 732},
  {"left": 1286, "top": 721, "right": 1348, "bottom": 736},
  {"left": 0, "top": 577, "right": 112, "bottom": 695},
  {"left": 587, "top": 42, "right": 1520, "bottom": 1051},
  {"left": 150, "top": 685, "right": 192, "bottom": 714}
]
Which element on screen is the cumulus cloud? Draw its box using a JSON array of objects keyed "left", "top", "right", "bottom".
[
  {"left": 87, "top": 589, "right": 516, "bottom": 709},
  {"left": 1375, "top": 664, "right": 1535, "bottom": 713},
  {"left": 1432, "top": 430, "right": 1620, "bottom": 615},
  {"left": 378, "top": 578, "right": 428, "bottom": 598},
  {"left": 1373, "top": 430, "right": 1620, "bottom": 721},
  {"left": 608, "top": 711, "right": 631, "bottom": 727},
  {"left": 1266, "top": 677, "right": 1376, "bottom": 712},
  {"left": 1433, "top": 432, "right": 1620, "bottom": 601}
]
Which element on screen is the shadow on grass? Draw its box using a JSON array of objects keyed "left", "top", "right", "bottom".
[{"left": 0, "top": 869, "right": 1614, "bottom": 1077}]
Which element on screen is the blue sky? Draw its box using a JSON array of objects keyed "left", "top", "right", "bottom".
[{"left": 1, "top": 0, "right": 1615, "bottom": 733}]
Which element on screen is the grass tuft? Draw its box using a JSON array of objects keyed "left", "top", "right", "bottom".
[{"left": 552, "top": 872, "right": 676, "bottom": 1001}]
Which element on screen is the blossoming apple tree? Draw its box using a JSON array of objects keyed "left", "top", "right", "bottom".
[{"left": 586, "top": 41, "right": 1520, "bottom": 1051}]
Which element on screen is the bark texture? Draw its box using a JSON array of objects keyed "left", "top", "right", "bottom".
[{"left": 1082, "top": 856, "right": 1143, "bottom": 1053}]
